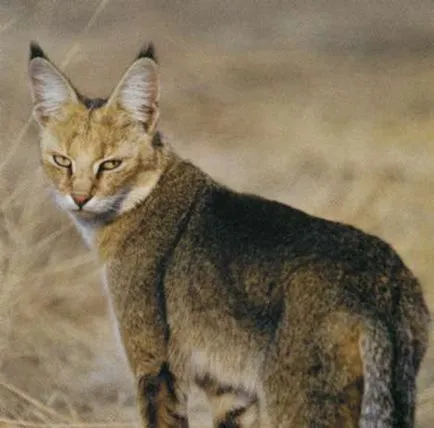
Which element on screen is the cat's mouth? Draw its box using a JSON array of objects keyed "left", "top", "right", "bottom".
[
  {"left": 68, "top": 195, "right": 125, "bottom": 222},
  {"left": 53, "top": 190, "right": 125, "bottom": 221}
]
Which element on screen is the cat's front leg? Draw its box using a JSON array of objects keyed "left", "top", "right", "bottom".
[
  {"left": 116, "top": 299, "right": 188, "bottom": 428},
  {"left": 137, "top": 363, "right": 188, "bottom": 428},
  {"left": 106, "top": 254, "right": 188, "bottom": 427},
  {"left": 121, "top": 326, "right": 188, "bottom": 428}
]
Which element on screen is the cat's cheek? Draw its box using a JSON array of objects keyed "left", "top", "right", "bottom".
[
  {"left": 53, "top": 192, "right": 76, "bottom": 211},
  {"left": 82, "top": 197, "right": 103, "bottom": 213},
  {"left": 82, "top": 195, "right": 121, "bottom": 215},
  {"left": 99, "top": 172, "right": 130, "bottom": 195}
]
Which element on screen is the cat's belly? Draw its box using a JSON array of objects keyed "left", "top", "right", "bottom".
[{"left": 169, "top": 327, "right": 265, "bottom": 394}]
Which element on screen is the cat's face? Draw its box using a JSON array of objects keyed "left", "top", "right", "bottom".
[{"left": 28, "top": 43, "right": 165, "bottom": 221}]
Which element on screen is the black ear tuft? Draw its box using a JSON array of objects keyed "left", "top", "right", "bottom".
[
  {"left": 136, "top": 42, "right": 157, "bottom": 63},
  {"left": 29, "top": 41, "right": 48, "bottom": 61}
]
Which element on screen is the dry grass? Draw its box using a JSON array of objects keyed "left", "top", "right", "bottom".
[{"left": 0, "top": 1, "right": 433, "bottom": 427}]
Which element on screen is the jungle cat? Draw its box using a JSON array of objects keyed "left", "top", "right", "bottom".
[{"left": 28, "top": 42, "right": 430, "bottom": 428}]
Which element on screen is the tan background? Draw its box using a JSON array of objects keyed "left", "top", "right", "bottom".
[{"left": 0, "top": 1, "right": 433, "bottom": 426}]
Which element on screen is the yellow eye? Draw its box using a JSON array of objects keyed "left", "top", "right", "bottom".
[
  {"left": 99, "top": 159, "right": 122, "bottom": 172},
  {"left": 53, "top": 154, "right": 72, "bottom": 168}
]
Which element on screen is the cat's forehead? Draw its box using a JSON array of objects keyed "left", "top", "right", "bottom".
[{"left": 44, "top": 102, "right": 137, "bottom": 157}]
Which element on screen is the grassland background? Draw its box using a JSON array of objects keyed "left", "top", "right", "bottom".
[{"left": 0, "top": 1, "right": 433, "bottom": 426}]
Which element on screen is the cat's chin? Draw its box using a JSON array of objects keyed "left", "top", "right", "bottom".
[
  {"left": 70, "top": 208, "right": 116, "bottom": 226},
  {"left": 71, "top": 209, "right": 101, "bottom": 220}
]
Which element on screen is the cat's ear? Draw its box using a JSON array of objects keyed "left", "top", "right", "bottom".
[
  {"left": 28, "top": 42, "right": 79, "bottom": 126},
  {"left": 106, "top": 43, "right": 159, "bottom": 133}
]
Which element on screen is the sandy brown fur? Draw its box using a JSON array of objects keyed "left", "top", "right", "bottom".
[{"left": 29, "top": 42, "right": 431, "bottom": 428}]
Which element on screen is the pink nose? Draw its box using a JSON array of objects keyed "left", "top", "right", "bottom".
[{"left": 71, "top": 194, "right": 90, "bottom": 207}]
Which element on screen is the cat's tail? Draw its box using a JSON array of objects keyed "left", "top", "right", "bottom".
[
  {"left": 359, "top": 298, "right": 430, "bottom": 428},
  {"left": 359, "top": 319, "right": 396, "bottom": 427}
]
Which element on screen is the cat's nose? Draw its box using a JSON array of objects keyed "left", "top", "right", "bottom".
[{"left": 71, "top": 194, "right": 91, "bottom": 208}]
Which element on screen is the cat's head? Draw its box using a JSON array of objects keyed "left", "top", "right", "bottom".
[{"left": 28, "top": 42, "right": 170, "bottom": 222}]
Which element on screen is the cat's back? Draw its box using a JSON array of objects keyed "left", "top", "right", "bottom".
[{"left": 191, "top": 182, "right": 398, "bottom": 272}]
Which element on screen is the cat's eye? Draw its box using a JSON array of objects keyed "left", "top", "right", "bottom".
[
  {"left": 53, "top": 154, "right": 72, "bottom": 168},
  {"left": 98, "top": 159, "right": 122, "bottom": 172}
]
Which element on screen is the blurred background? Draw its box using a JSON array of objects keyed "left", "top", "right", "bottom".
[{"left": 0, "top": 0, "right": 433, "bottom": 426}]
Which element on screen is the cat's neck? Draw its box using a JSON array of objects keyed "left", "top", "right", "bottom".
[{"left": 94, "top": 157, "right": 208, "bottom": 262}]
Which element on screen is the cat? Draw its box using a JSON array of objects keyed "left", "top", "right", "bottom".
[{"left": 28, "top": 41, "right": 431, "bottom": 427}]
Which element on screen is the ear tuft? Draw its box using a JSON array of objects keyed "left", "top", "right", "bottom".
[
  {"left": 136, "top": 42, "right": 157, "bottom": 63},
  {"left": 29, "top": 41, "right": 48, "bottom": 61}
]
